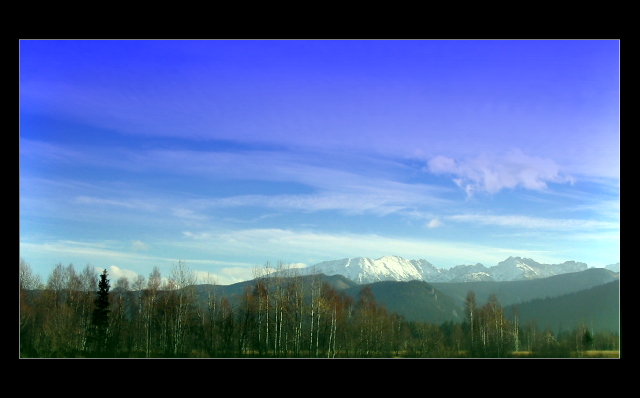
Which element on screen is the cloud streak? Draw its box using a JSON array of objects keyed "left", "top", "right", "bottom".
[
  {"left": 23, "top": 138, "right": 448, "bottom": 208},
  {"left": 180, "top": 227, "right": 565, "bottom": 269},
  {"left": 196, "top": 189, "right": 439, "bottom": 217},
  {"left": 447, "top": 213, "right": 618, "bottom": 231}
]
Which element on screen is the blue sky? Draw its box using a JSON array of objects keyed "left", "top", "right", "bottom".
[{"left": 19, "top": 40, "right": 620, "bottom": 284}]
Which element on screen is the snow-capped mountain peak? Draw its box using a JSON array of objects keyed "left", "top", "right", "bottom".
[
  {"left": 301, "top": 255, "right": 591, "bottom": 284},
  {"left": 305, "top": 256, "right": 425, "bottom": 284}
]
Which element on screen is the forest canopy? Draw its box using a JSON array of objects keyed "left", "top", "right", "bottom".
[{"left": 19, "top": 259, "right": 619, "bottom": 358}]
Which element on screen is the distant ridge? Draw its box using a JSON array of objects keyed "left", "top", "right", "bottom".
[
  {"left": 432, "top": 267, "right": 619, "bottom": 307},
  {"left": 605, "top": 262, "right": 620, "bottom": 273},
  {"left": 504, "top": 279, "right": 620, "bottom": 334}
]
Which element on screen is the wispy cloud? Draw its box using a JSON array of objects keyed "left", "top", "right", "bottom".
[
  {"left": 20, "top": 240, "right": 165, "bottom": 265},
  {"left": 131, "top": 240, "right": 149, "bottom": 251},
  {"left": 568, "top": 198, "right": 620, "bottom": 221},
  {"left": 182, "top": 231, "right": 213, "bottom": 240},
  {"left": 181, "top": 227, "right": 563, "bottom": 269},
  {"left": 198, "top": 190, "right": 436, "bottom": 217},
  {"left": 74, "top": 196, "right": 137, "bottom": 208},
  {"left": 427, "top": 149, "right": 574, "bottom": 196},
  {"left": 447, "top": 213, "right": 618, "bottom": 231},
  {"left": 23, "top": 138, "right": 449, "bottom": 217}
]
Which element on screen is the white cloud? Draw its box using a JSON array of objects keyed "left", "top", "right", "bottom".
[
  {"left": 183, "top": 231, "right": 213, "bottom": 240},
  {"left": 105, "top": 265, "right": 139, "bottom": 281},
  {"left": 192, "top": 267, "right": 256, "bottom": 285},
  {"left": 427, "top": 149, "right": 573, "bottom": 196},
  {"left": 426, "top": 218, "right": 443, "bottom": 228},
  {"left": 131, "top": 240, "right": 149, "bottom": 251}
]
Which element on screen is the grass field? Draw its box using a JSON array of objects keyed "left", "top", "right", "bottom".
[
  {"left": 581, "top": 350, "right": 619, "bottom": 358},
  {"left": 510, "top": 350, "right": 619, "bottom": 358}
]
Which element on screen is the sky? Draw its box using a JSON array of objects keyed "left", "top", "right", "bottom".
[{"left": 19, "top": 40, "right": 620, "bottom": 285}]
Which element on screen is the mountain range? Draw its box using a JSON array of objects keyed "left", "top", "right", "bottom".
[{"left": 295, "top": 255, "right": 596, "bottom": 284}]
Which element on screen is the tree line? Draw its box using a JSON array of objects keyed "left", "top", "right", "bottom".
[{"left": 19, "top": 259, "right": 619, "bottom": 358}]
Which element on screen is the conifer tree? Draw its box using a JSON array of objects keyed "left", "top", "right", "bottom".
[{"left": 89, "top": 269, "right": 111, "bottom": 356}]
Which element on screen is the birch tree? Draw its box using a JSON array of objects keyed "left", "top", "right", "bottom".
[
  {"left": 237, "top": 283, "right": 258, "bottom": 356},
  {"left": 19, "top": 259, "right": 42, "bottom": 356},
  {"left": 464, "top": 290, "right": 476, "bottom": 356},
  {"left": 308, "top": 274, "right": 323, "bottom": 357},
  {"left": 130, "top": 274, "right": 146, "bottom": 354},
  {"left": 167, "top": 260, "right": 198, "bottom": 357},
  {"left": 143, "top": 266, "right": 161, "bottom": 357}
]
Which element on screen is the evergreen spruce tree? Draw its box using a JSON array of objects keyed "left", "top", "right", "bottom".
[{"left": 89, "top": 269, "right": 111, "bottom": 356}]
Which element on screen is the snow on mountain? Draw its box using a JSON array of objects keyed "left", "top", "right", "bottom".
[
  {"left": 445, "top": 263, "right": 489, "bottom": 281},
  {"left": 488, "top": 257, "right": 588, "bottom": 281},
  {"left": 306, "top": 256, "right": 429, "bottom": 284},
  {"left": 301, "top": 255, "right": 592, "bottom": 284},
  {"left": 449, "top": 272, "right": 493, "bottom": 283},
  {"left": 412, "top": 258, "right": 449, "bottom": 282},
  {"left": 490, "top": 257, "right": 535, "bottom": 281}
]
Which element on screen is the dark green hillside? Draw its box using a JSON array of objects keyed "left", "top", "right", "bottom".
[
  {"left": 345, "top": 280, "right": 463, "bottom": 324},
  {"left": 188, "top": 269, "right": 618, "bottom": 328},
  {"left": 505, "top": 280, "right": 619, "bottom": 334},
  {"left": 192, "top": 273, "right": 358, "bottom": 307},
  {"left": 199, "top": 275, "right": 463, "bottom": 324},
  {"left": 432, "top": 268, "right": 619, "bottom": 307}
]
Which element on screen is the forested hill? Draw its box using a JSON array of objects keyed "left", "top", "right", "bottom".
[
  {"left": 344, "top": 280, "right": 463, "bottom": 324},
  {"left": 430, "top": 267, "right": 619, "bottom": 308},
  {"left": 21, "top": 261, "right": 619, "bottom": 358},
  {"left": 192, "top": 273, "right": 359, "bottom": 302},
  {"left": 193, "top": 268, "right": 619, "bottom": 326},
  {"left": 337, "top": 268, "right": 619, "bottom": 326},
  {"left": 504, "top": 280, "right": 620, "bottom": 334}
]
